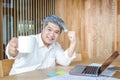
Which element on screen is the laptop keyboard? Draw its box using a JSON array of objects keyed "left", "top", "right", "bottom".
[{"left": 82, "top": 66, "right": 99, "bottom": 74}]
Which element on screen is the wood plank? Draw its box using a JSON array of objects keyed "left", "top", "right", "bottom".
[
  {"left": 0, "top": 59, "right": 14, "bottom": 77},
  {"left": 0, "top": 0, "right": 3, "bottom": 59}
]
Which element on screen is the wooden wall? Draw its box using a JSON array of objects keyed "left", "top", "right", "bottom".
[
  {"left": 0, "top": 0, "right": 3, "bottom": 59},
  {"left": 117, "top": 0, "right": 120, "bottom": 52},
  {"left": 55, "top": 0, "right": 120, "bottom": 60}
]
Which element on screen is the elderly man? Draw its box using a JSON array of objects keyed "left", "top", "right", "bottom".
[{"left": 6, "top": 15, "right": 76, "bottom": 75}]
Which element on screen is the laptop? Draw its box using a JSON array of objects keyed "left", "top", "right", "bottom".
[{"left": 69, "top": 51, "right": 120, "bottom": 77}]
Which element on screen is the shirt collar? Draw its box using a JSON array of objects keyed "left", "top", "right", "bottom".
[{"left": 38, "top": 33, "right": 44, "bottom": 47}]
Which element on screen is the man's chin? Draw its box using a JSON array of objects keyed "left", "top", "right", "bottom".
[
  {"left": 45, "top": 41, "right": 52, "bottom": 44},
  {"left": 45, "top": 39, "right": 55, "bottom": 44}
]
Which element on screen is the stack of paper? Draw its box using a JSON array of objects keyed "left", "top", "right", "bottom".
[
  {"left": 45, "top": 74, "right": 120, "bottom": 80},
  {"left": 108, "top": 66, "right": 120, "bottom": 72}
]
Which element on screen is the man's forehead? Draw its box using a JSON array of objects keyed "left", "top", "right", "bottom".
[{"left": 46, "top": 22, "right": 60, "bottom": 29}]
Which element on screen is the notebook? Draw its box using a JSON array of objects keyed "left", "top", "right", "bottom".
[
  {"left": 108, "top": 66, "right": 120, "bottom": 72},
  {"left": 69, "top": 51, "right": 120, "bottom": 77}
]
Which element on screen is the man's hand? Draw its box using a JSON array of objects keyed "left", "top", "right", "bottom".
[
  {"left": 67, "top": 31, "right": 76, "bottom": 57},
  {"left": 8, "top": 37, "right": 18, "bottom": 57},
  {"left": 68, "top": 31, "right": 76, "bottom": 45}
]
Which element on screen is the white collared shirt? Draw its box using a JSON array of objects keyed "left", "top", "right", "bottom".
[{"left": 6, "top": 33, "right": 76, "bottom": 75}]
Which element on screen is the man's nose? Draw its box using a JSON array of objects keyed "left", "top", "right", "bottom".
[{"left": 50, "top": 31, "right": 55, "bottom": 37}]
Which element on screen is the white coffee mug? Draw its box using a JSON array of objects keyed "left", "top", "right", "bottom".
[{"left": 18, "top": 36, "right": 36, "bottom": 53}]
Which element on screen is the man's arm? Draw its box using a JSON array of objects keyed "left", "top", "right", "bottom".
[
  {"left": 67, "top": 31, "right": 76, "bottom": 57},
  {"left": 55, "top": 31, "right": 76, "bottom": 66}
]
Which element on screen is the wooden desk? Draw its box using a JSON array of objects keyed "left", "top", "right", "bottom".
[{"left": 0, "top": 59, "right": 120, "bottom": 80}]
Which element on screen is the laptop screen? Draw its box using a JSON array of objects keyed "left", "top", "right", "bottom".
[{"left": 100, "top": 51, "right": 119, "bottom": 72}]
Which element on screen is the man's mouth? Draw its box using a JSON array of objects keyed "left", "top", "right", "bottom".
[{"left": 47, "top": 36, "right": 54, "bottom": 41}]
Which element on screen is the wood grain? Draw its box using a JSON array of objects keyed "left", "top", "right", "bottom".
[{"left": 56, "top": 0, "right": 120, "bottom": 60}]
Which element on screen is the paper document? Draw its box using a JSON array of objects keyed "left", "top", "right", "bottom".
[
  {"left": 45, "top": 74, "right": 120, "bottom": 80},
  {"left": 108, "top": 66, "right": 120, "bottom": 72}
]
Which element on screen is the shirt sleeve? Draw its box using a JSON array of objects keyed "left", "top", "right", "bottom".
[{"left": 55, "top": 42, "right": 76, "bottom": 66}]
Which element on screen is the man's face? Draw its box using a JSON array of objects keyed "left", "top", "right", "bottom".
[{"left": 41, "top": 22, "right": 61, "bottom": 46}]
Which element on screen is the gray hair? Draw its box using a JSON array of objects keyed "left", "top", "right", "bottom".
[{"left": 43, "top": 15, "right": 66, "bottom": 32}]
